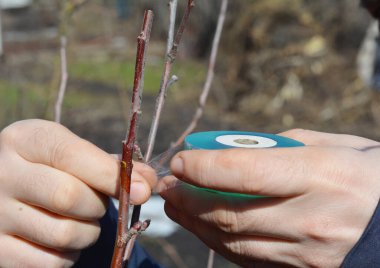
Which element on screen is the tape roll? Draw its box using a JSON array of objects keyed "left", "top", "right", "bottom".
[{"left": 184, "top": 131, "right": 304, "bottom": 198}]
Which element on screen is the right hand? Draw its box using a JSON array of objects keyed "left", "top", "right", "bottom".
[
  {"left": 158, "top": 129, "right": 380, "bottom": 267},
  {"left": 0, "top": 119, "right": 157, "bottom": 267}
]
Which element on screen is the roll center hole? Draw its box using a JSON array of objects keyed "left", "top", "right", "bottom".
[{"left": 233, "top": 138, "right": 259, "bottom": 145}]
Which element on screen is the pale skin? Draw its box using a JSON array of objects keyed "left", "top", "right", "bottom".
[
  {"left": 3, "top": 120, "right": 380, "bottom": 268},
  {"left": 158, "top": 129, "right": 380, "bottom": 267},
  {"left": 0, "top": 119, "right": 157, "bottom": 268}
]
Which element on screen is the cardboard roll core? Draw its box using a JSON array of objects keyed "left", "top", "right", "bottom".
[
  {"left": 215, "top": 134, "right": 277, "bottom": 148},
  {"left": 234, "top": 138, "right": 258, "bottom": 145}
]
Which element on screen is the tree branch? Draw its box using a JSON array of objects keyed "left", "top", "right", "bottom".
[
  {"left": 167, "top": 0, "right": 179, "bottom": 55},
  {"left": 127, "top": 1, "right": 194, "bottom": 261},
  {"left": 171, "top": 2, "right": 229, "bottom": 267},
  {"left": 54, "top": 35, "right": 68, "bottom": 123},
  {"left": 145, "top": 0, "right": 194, "bottom": 162},
  {"left": 111, "top": 10, "right": 154, "bottom": 268},
  {"left": 128, "top": 0, "right": 195, "bottom": 247},
  {"left": 173, "top": 0, "right": 228, "bottom": 147},
  {"left": 207, "top": 249, "right": 216, "bottom": 268}
]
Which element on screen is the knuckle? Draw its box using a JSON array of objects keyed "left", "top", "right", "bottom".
[
  {"left": 214, "top": 235, "right": 252, "bottom": 266},
  {"left": 299, "top": 214, "right": 336, "bottom": 242},
  {"left": 87, "top": 223, "right": 101, "bottom": 246},
  {"left": 212, "top": 208, "right": 240, "bottom": 233},
  {"left": 282, "top": 128, "right": 308, "bottom": 140},
  {"left": 53, "top": 221, "right": 77, "bottom": 249},
  {"left": 50, "top": 139, "right": 74, "bottom": 168},
  {"left": 0, "top": 120, "right": 60, "bottom": 149},
  {"left": 221, "top": 237, "right": 245, "bottom": 257},
  {"left": 0, "top": 122, "right": 19, "bottom": 146},
  {"left": 316, "top": 148, "right": 357, "bottom": 187},
  {"left": 53, "top": 221, "right": 100, "bottom": 250},
  {"left": 93, "top": 199, "right": 108, "bottom": 219},
  {"left": 52, "top": 181, "right": 80, "bottom": 214},
  {"left": 213, "top": 150, "right": 235, "bottom": 170}
]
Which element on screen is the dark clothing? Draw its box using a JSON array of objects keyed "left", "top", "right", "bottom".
[
  {"left": 341, "top": 201, "right": 380, "bottom": 267},
  {"left": 362, "top": 0, "right": 380, "bottom": 20},
  {"left": 74, "top": 201, "right": 162, "bottom": 268},
  {"left": 74, "top": 199, "right": 380, "bottom": 267}
]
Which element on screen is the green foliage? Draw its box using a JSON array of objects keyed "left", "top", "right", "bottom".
[
  {"left": 69, "top": 57, "right": 205, "bottom": 95},
  {"left": 0, "top": 81, "right": 49, "bottom": 127}
]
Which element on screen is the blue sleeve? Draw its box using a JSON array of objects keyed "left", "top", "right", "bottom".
[
  {"left": 341, "top": 200, "right": 380, "bottom": 267},
  {"left": 73, "top": 200, "right": 163, "bottom": 268}
]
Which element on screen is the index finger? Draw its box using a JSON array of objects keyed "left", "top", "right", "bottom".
[
  {"left": 2, "top": 120, "right": 124, "bottom": 197},
  {"left": 170, "top": 146, "right": 358, "bottom": 196}
]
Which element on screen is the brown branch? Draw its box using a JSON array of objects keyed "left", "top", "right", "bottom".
[
  {"left": 127, "top": 220, "right": 151, "bottom": 241},
  {"left": 123, "top": 219, "right": 151, "bottom": 262},
  {"left": 127, "top": 1, "right": 195, "bottom": 262},
  {"left": 111, "top": 10, "right": 154, "bottom": 268},
  {"left": 127, "top": 1, "right": 195, "bottom": 253},
  {"left": 54, "top": 36, "right": 68, "bottom": 123},
  {"left": 173, "top": 0, "right": 228, "bottom": 147}
]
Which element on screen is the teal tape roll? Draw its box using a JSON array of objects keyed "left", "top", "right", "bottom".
[{"left": 184, "top": 131, "right": 304, "bottom": 198}]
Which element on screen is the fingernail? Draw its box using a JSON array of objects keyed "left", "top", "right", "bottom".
[
  {"left": 155, "top": 176, "right": 180, "bottom": 195},
  {"left": 155, "top": 182, "right": 167, "bottom": 195},
  {"left": 171, "top": 156, "right": 184, "bottom": 176},
  {"left": 130, "top": 182, "right": 146, "bottom": 204}
]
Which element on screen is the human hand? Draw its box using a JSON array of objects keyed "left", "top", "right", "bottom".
[
  {"left": 158, "top": 129, "right": 380, "bottom": 267},
  {"left": 0, "top": 119, "right": 157, "bottom": 268}
]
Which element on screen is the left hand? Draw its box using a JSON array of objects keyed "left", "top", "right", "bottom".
[
  {"left": 0, "top": 119, "right": 157, "bottom": 268},
  {"left": 157, "top": 129, "right": 380, "bottom": 267}
]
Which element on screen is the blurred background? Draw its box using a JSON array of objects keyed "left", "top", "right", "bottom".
[{"left": 0, "top": 0, "right": 378, "bottom": 267}]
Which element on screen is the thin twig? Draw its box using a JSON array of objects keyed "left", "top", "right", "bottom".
[
  {"left": 145, "top": 0, "right": 195, "bottom": 162},
  {"left": 167, "top": 0, "right": 178, "bottom": 55},
  {"left": 54, "top": 0, "right": 88, "bottom": 124},
  {"left": 128, "top": 0, "right": 194, "bottom": 249},
  {"left": 111, "top": 10, "right": 154, "bottom": 268},
  {"left": 133, "top": 143, "right": 144, "bottom": 161},
  {"left": 54, "top": 36, "right": 68, "bottom": 123},
  {"left": 207, "top": 249, "right": 215, "bottom": 268},
  {"left": 123, "top": 220, "right": 151, "bottom": 262},
  {"left": 155, "top": 237, "right": 188, "bottom": 268},
  {"left": 0, "top": 9, "right": 4, "bottom": 58},
  {"left": 171, "top": 2, "right": 228, "bottom": 267},
  {"left": 173, "top": 0, "right": 228, "bottom": 147},
  {"left": 127, "top": 2, "right": 194, "bottom": 263}
]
